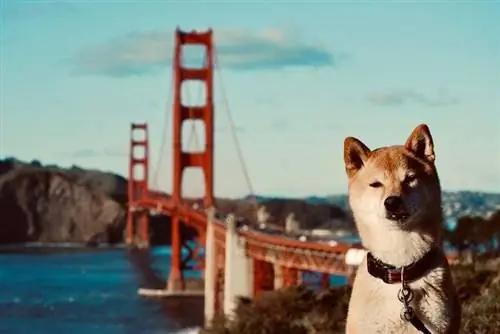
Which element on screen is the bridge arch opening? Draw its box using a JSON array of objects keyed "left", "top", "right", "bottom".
[
  {"left": 132, "top": 128, "right": 146, "bottom": 141},
  {"left": 132, "top": 145, "right": 146, "bottom": 160},
  {"left": 181, "top": 166, "right": 206, "bottom": 201},
  {"left": 181, "top": 80, "right": 206, "bottom": 107},
  {"left": 182, "top": 119, "right": 205, "bottom": 153},
  {"left": 132, "top": 164, "right": 145, "bottom": 181},
  {"left": 181, "top": 45, "right": 207, "bottom": 69}
]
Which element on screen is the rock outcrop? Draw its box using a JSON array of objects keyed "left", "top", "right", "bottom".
[{"left": 0, "top": 166, "right": 125, "bottom": 245}]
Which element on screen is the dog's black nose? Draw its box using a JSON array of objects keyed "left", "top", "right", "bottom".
[{"left": 384, "top": 196, "right": 404, "bottom": 213}]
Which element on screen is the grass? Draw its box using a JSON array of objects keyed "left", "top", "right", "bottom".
[
  {"left": 201, "top": 256, "right": 500, "bottom": 334},
  {"left": 456, "top": 257, "right": 500, "bottom": 334}
]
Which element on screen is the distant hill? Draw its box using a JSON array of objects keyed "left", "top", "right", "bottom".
[{"left": 254, "top": 192, "right": 500, "bottom": 222}]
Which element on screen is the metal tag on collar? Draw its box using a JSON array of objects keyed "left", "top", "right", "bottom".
[{"left": 398, "top": 267, "right": 415, "bottom": 321}]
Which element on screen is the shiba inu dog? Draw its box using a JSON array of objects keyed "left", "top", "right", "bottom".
[{"left": 343, "top": 124, "right": 461, "bottom": 334}]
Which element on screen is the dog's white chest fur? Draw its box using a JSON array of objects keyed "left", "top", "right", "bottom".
[{"left": 346, "top": 258, "right": 454, "bottom": 334}]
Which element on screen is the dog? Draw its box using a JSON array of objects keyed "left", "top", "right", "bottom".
[{"left": 343, "top": 124, "right": 461, "bottom": 334}]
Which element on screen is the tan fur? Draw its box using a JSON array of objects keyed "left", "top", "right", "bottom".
[{"left": 344, "top": 124, "right": 461, "bottom": 334}]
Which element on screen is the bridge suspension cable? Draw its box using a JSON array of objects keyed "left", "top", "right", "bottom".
[
  {"left": 213, "top": 44, "right": 256, "bottom": 204},
  {"left": 152, "top": 63, "right": 174, "bottom": 191}
]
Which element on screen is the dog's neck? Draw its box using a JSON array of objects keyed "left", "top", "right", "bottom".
[{"left": 359, "top": 227, "right": 440, "bottom": 268}]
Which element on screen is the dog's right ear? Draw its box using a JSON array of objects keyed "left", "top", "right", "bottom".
[{"left": 344, "top": 137, "right": 371, "bottom": 178}]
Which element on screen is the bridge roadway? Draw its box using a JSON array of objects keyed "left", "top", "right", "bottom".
[{"left": 130, "top": 191, "right": 362, "bottom": 275}]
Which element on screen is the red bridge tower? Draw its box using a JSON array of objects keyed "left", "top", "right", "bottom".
[
  {"left": 169, "top": 28, "right": 215, "bottom": 291},
  {"left": 127, "top": 123, "right": 150, "bottom": 247}
]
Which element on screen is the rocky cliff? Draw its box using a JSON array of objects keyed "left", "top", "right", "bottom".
[{"left": 0, "top": 164, "right": 125, "bottom": 245}]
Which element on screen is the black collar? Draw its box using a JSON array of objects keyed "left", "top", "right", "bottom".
[{"left": 367, "top": 248, "right": 440, "bottom": 284}]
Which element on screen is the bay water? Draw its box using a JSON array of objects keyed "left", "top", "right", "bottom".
[{"left": 0, "top": 245, "right": 346, "bottom": 334}]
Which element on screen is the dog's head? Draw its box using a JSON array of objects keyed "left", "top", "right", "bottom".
[{"left": 343, "top": 124, "right": 442, "bottom": 236}]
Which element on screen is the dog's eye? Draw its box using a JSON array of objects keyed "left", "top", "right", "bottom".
[
  {"left": 369, "top": 181, "right": 383, "bottom": 188},
  {"left": 405, "top": 174, "right": 417, "bottom": 183}
]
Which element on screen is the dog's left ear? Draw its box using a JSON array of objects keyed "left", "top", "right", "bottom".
[
  {"left": 405, "top": 124, "right": 435, "bottom": 163},
  {"left": 344, "top": 137, "right": 371, "bottom": 178}
]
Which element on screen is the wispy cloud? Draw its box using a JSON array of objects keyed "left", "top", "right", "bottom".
[
  {"left": 366, "top": 89, "right": 459, "bottom": 107},
  {"left": 69, "top": 28, "right": 341, "bottom": 77},
  {"left": 71, "top": 148, "right": 126, "bottom": 158}
]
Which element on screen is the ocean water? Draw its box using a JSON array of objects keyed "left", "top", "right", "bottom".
[
  {"left": 0, "top": 245, "right": 347, "bottom": 334},
  {"left": 0, "top": 245, "right": 203, "bottom": 334}
]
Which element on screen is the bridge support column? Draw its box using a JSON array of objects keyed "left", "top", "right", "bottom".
[
  {"left": 223, "top": 214, "right": 253, "bottom": 318},
  {"left": 167, "top": 215, "right": 183, "bottom": 292},
  {"left": 204, "top": 207, "right": 217, "bottom": 326},
  {"left": 126, "top": 209, "right": 135, "bottom": 246},
  {"left": 137, "top": 213, "right": 149, "bottom": 249}
]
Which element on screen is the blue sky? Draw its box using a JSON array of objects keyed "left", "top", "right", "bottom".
[{"left": 1, "top": 1, "right": 499, "bottom": 198}]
